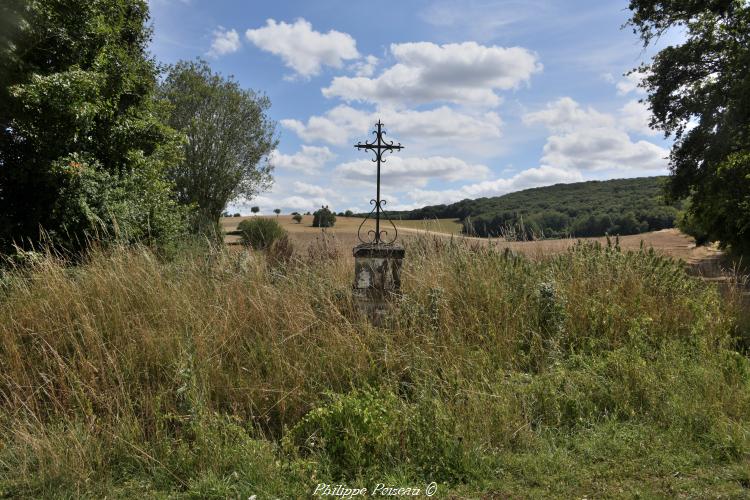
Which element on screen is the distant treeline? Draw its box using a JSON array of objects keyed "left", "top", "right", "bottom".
[{"left": 385, "top": 177, "right": 682, "bottom": 239}]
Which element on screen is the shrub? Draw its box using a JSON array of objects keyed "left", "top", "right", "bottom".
[
  {"left": 237, "top": 217, "right": 285, "bottom": 249},
  {"left": 312, "top": 206, "right": 336, "bottom": 228},
  {"left": 292, "top": 214, "right": 303, "bottom": 224},
  {"left": 283, "top": 387, "right": 473, "bottom": 482}
]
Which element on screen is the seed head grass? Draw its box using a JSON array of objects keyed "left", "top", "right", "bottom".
[{"left": 0, "top": 237, "right": 748, "bottom": 497}]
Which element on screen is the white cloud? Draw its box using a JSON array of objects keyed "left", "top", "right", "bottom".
[
  {"left": 541, "top": 128, "right": 667, "bottom": 171},
  {"left": 620, "top": 99, "right": 658, "bottom": 136},
  {"left": 523, "top": 97, "right": 614, "bottom": 131},
  {"left": 323, "top": 41, "right": 541, "bottom": 107},
  {"left": 231, "top": 180, "right": 345, "bottom": 215},
  {"left": 616, "top": 70, "right": 648, "bottom": 95},
  {"left": 404, "top": 165, "right": 584, "bottom": 207},
  {"left": 207, "top": 27, "right": 241, "bottom": 57},
  {"left": 291, "top": 181, "right": 343, "bottom": 201},
  {"left": 268, "top": 146, "right": 335, "bottom": 173},
  {"left": 245, "top": 19, "right": 359, "bottom": 78},
  {"left": 282, "top": 105, "right": 502, "bottom": 146},
  {"left": 335, "top": 155, "right": 490, "bottom": 188},
  {"left": 350, "top": 55, "right": 379, "bottom": 77},
  {"left": 524, "top": 97, "right": 667, "bottom": 172}
]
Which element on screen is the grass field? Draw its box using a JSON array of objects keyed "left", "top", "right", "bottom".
[{"left": 1, "top": 234, "right": 749, "bottom": 497}]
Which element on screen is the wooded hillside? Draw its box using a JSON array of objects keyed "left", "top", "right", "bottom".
[{"left": 386, "top": 176, "right": 681, "bottom": 239}]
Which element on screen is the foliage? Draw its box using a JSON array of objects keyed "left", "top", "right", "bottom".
[
  {"left": 292, "top": 214, "right": 303, "bottom": 224},
  {"left": 312, "top": 206, "right": 337, "bottom": 228},
  {"left": 274, "top": 209, "right": 281, "bottom": 217},
  {"left": 626, "top": 0, "right": 750, "bottom": 254},
  {"left": 677, "top": 199, "right": 711, "bottom": 246},
  {"left": 159, "top": 59, "right": 277, "bottom": 233},
  {"left": 284, "top": 388, "right": 472, "bottom": 482},
  {"left": 0, "top": 0, "right": 189, "bottom": 255},
  {"left": 0, "top": 239, "right": 748, "bottom": 496},
  {"left": 237, "top": 217, "right": 286, "bottom": 249},
  {"left": 386, "top": 177, "right": 680, "bottom": 239},
  {"left": 251, "top": 206, "right": 260, "bottom": 215}
]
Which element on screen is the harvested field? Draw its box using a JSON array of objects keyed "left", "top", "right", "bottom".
[{"left": 221, "top": 215, "right": 722, "bottom": 265}]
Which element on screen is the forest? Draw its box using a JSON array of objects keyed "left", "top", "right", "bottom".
[{"left": 387, "top": 176, "right": 682, "bottom": 239}]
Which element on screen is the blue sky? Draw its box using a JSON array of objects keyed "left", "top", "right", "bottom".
[{"left": 148, "top": 0, "right": 677, "bottom": 215}]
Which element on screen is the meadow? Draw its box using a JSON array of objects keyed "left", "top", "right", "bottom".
[{"left": 1, "top": 234, "right": 749, "bottom": 497}]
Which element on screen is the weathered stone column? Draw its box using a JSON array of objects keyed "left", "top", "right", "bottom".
[{"left": 352, "top": 243, "right": 405, "bottom": 326}]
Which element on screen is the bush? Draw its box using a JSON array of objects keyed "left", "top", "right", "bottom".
[
  {"left": 312, "top": 206, "right": 336, "bottom": 228},
  {"left": 292, "top": 214, "right": 303, "bottom": 224},
  {"left": 237, "top": 217, "right": 286, "bottom": 249},
  {"left": 283, "top": 387, "right": 473, "bottom": 482}
]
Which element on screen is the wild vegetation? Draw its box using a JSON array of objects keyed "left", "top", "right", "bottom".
[
  {"left": 237, "top": 217, "right": 286, "bottom": 249},
  {"left": 386, "top": 177, "right": 681, "bottom": 239},
  {"left": 627, "top": 0, "right": 750, "bottom": 255},
  {"left": 0, "top": 237, "right": 748, "bottom": 497},
  {"left": 0, "top": 1, "right": 276, "bottom": 255}
]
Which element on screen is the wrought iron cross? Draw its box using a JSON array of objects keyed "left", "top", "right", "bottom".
[{"left": 354, "top": 120, "right": 404, "bottom": 245}]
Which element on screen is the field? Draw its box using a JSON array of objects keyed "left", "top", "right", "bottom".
[
  {"left": 1, "top": 233, "right": 748, "bottom": 497},
  {"left": 222, "top": 215, "right": 720, "bottom": 266}
]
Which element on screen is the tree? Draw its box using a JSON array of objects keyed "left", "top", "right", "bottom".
[
  {"left": 344, "top": 210, "right": 354, "bottom": 217},
  {"left": 274, "top": 208, "right": 281, "bottom": 217},
  {"left": 627, "top": 0, "right": 750, "bottom": 254},
  {"left": 0, "top": 0, "right": 187, "bottom": 254},
  {"left": 159, "top": 59, "right": 277, "bottom": 232},
  {"left": 251, "top": 206, "right": 260, "bottom": 216},
  {"left": 312, "top": 206, "right": 336, "bottom": 228},
  {"left": 292, "top": 214, "right": 303, "bottom": 224}
]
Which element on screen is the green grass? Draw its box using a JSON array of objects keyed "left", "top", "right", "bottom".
[{"left": 0, "top": 237, "right": 749, "bottom": 498}]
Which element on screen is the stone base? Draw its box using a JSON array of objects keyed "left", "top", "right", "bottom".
[{"left": 352, "top": 243, "right": 404, "bottom": 326}]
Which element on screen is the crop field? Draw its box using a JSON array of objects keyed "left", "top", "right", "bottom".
[{"left": 221, "top": 215, "right": 721, "bottom": 266}]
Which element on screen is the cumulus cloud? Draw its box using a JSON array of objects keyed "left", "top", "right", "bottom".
[
  {"left": 350, "top": 55, "right": 379, "bottom": 77},
  {"left": 282, "top": 105, "right": 502, "bottom": 146},
  {"left": 616, "top": 70, "right": 648, "bottom": 95},
  {"left": 322, "top": 41, "right": 541, "bottom": 107},
  {"left": 245, "top": 18, "right": 359, "bottom": 78},
  {"left": 268, "top": 146, "right": 335, "bottom": 173},
  {"left": 523, "top": 97, "right": 614, "bottom": 131},
  {"left": 231, "top": 180, "right": 346, "bottom": 215},
  {"left": 291, "top": 181, "right": 342, "bottom": 200},
  {"left": 404, "top": 165, "right": 584, "bottom": 207},
  {"left": 207, "top": 27, "right": 241, "bottom": 57},
  {"left": 335, "top": 156, "right": 490, "bottom": 188},
  {"left": 524, "top": 97, "right": 667, "bottom": 172},
  {"left": 620, "top": 99, "right": 658, "bottom": 136},
  {"left": 541, "top": 128, "right": 667, "bottom": 171}
]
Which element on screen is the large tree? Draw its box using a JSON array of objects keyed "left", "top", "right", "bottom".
[
  {"left": 0, "top": 0, "right": 187, "bottom": 254},
  {"left": 627, "top": 0, "right": 750, "bottom": 254},
  {"left": 159, "top": 60, "right": 277, "bottom": 232}
]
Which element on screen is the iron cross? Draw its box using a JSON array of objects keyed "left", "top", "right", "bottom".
[{"left": 354, "top": 120, "right": 404, "bottom": 245}]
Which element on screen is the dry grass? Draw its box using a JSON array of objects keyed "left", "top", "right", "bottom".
[
  {"left": 0, "top": 236, "right": 748, "bottom": 497},
  {"left": 224, "top": 215, "right": 721, "bottom": 265}
]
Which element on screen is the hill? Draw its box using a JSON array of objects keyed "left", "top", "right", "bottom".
[{"left": 386, "top": 176, "right": 682, "bottom": 239}]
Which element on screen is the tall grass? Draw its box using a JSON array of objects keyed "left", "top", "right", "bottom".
[{"left": 0, "top": 237, "right": 749, "bottom": 497}]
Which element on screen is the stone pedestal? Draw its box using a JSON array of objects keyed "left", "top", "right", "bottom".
[{"left": 352, "top": 243, "right": 405, "bottom": 326}]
